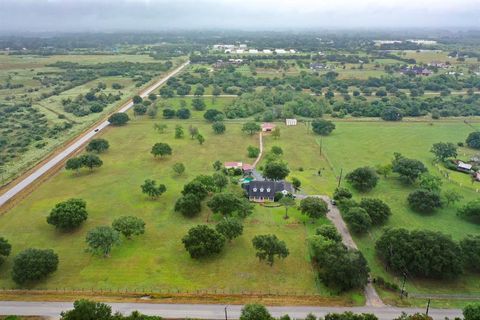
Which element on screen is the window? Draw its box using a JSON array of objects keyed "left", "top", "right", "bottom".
[
  {"left": 253, "top": 188, "right": 257, "bottom": 192},
  {"left": 266, "top": 188, "right": 271, "bottom": 192},
  {"left": 260, "top": 188, "right": 264, "bottom": 192}
]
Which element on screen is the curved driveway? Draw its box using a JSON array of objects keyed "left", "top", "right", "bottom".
[{"left": 0, "top": 61, "right": 189, "bottom": 208}]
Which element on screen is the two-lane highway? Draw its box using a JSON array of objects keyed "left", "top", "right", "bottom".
[
  {"left": 0, "top": 61, "right": 189, "bottom": 208},
  {"left": 0, "top": 301, "right": 463, "bottom": 319}
]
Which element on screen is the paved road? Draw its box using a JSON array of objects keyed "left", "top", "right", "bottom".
[
  {"left": 0, "top": 301, "right": 462, "bottom": 319},
  {"left": 0, "top": 61, "right": 189, "bottom": 208}
]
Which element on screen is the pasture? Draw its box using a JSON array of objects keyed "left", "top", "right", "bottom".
[{"left": 0, "top": 114, "right": 363, "bottom": 303}]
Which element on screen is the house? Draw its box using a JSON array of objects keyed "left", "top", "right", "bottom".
[
  {"left": 263, "top": 49, "right": 272, "bottom": 54},
  {"left": 235, "top": 49, "right": 245, "bottom": 54},
  {"left": 457, "top": 161, "right": 473, "bottom": 173},
  {"left": 224, "top": 161, "right": 253, "bottom": 173},
  {"left": 275, "top": 49, "right": 287, "bottom": 54},
  {"left": 261, "top": 123, "right": 276, "bottom": 132},
  {"left": 248, "top": 49, "right": 259, "bottom": 54},
  {"left": 242, "top": 163, "right": 253, "bottom": 173},
  {"left": 224, "top": 162, "right": 243, "bottom": 169},
  {"left": 244, "top": 180, "right": 293, "bottom": 202},
  {"left": 289, "top": 49, "right": 296, "bottom": 54},
  {"left": 285, "top": 119, "right": 297, "bottom": 126},
  {"left": 428, "top": 61, "right": 449, "bottom": 68},
  {"left": 310, "top": 62, "right": 328, "bottom": 70}
]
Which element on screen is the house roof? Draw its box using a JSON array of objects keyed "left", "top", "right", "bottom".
[
  {"left": 244, "top": 181, "right": 293, "bottom": 198},
  {"left": 242, "top": 163, "right": 253, "bottom": 171},
  {"left": 224, "top": 161, "right": 242, "bottom": 168},
  {"left": 262, "top": 122, "right": 276, "bottom": 129},
  {"left": 458, "top": 162, "right": 473, "bottom": 170}
]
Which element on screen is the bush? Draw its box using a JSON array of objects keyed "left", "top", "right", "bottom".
[
  {"left": 333, "top": 187, "right": 352, "bottom": 201},
  {"left": 458, "top": 199, "right": 480, "bottom": 224},
  {"left": 407, "top": 189, "right": 442, "bottom": 213},
  {"left": 376, "top": 228, "right": 463, "bottom": 279},
  {"left": 47, "top": 198, "right": 88, "bottom": 230},
  {"left": 359, "top": 198, "right": 391, "bottom": 225},
  {"left": 240, "top": 304, "right": 272, "bottom": 320},
  {"left": 343, "top": 207, "right": 372, "bottom": 234},
  {"left": 108, "top": 113, "right": 129, "bottom": 126},
  {"left": 316, "top": 225, "right": 342, "bottom": 242},
  {"left": 174, "top": 193, "right": 202, "bottom": 217},
  {"left": 345, "top": 167, "right": 379, "bottom": 192},
  {"left": 311, "top": 119, "right": 335, "bottom": 136},
  {"left": 466, "top": 132, "right": 480, "bottom": 149},
  {"left": 182, "top": 225, "right": 225, "bottom": 259},
  {"left": 12, "top": 248, "right": 59, "bottom": 284}
]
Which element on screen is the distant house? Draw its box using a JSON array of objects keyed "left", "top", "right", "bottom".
[
  {"left": 224, "top": 161, "right": 253, "bottom": 173},
  {"left": 310, "top": 62, "right": 328, "bottom": 70},
  {"left": 428, "top": 61, "right": 449, "bottom": 68},
  {"left": 399, "top": 66, "right": 432, "bottom": 76},
  {"left": 275, "top": 49, "right": 287, "bottom": 54},
  {"left": 244, "top": 181, "right": 293, "bottom": 202},
  {"left": 263, "top": 49, "right": 272, "bottom": 54},
  {"left": 289, "top": 49, "right": 296, "bottom": 54},
  {"left": 261, "top": 123, "right": 276, "bottom": 132},
  {"left": 242, "top": 163, "right": 253, "bottom": 173},
  {"left": 248, "top": 49, "right": 259, "bottom": 54},
  {"left": 285, "top": 119, "right": 297, "bottom": 126},
  {"left": 457, "top": 161, "right": 473, "bottom": 173},
  {"left": 224, "top": 162, "right": 243, "bottom": 169}
]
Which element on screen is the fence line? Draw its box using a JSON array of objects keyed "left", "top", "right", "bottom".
[{"left": 433, "top": 162, "right": 480, "bottom": 193}]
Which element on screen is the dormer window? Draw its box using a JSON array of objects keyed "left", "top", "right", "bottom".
[
  {"left": 260, "top": 188, "right": 264, "bottom": 192},
  {"left": 253, "top": 188, "right": 257, "bottom": 192},
  {"left": 266, "top": 188, "right": 271, "bottom": 192}
]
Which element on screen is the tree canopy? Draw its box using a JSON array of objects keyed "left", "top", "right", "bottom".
[
  {"left": 86, "top": 138, "right": 109, "bottom": 153},
  {"left": 252, "top": 234, "right": 289, "bottom": 266},
  {"left": 345, "top": 167, "right": 379, "bottom": 192},
  {"left": 311, "top": 119, "right": 335, "bottom": 135},
  {"left": 85, "top": 226, "right": 120, "bottom": 258},
  {"left": 151, "top": 142, "right": 172, "bottom": 157},
  {"left": 182, "top": 225, "right": 225, "bottom": 259},
  {"left": 299, "top": 197, "right": 329, "bottom": 220},
  {"left": 12, "top": 248, "right": 59, "bottom": 284},
  {"left": 375, "top": 228, "right": 463, "bottom": 279},
  {"left": 47, "top": 198, "right": 88, "bottom": 231},
  {"left": 108, "top": 113, "right": 129, "bottom": 126},
  {"left": 112, "top": 216, "right": 145, "bottom": 239}
]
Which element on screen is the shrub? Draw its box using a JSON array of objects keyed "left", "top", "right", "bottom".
[
  {"left": 359, "top": 198, "right": 391, "bottom": 225},
  {"left": 333, "top": 187, "right": 352, "bottom": 201},
  {"left": 12, "top": 248, "right": 59, "bottom": 284},
  {"left": 343, "top": 207, "right": 372, "bottom": 234},
  {"left": 376, "top": 228, "right": 463, "bottom": 279},
  {"left": 108, "top": 113, "right": 129, "bottom": 126},
  {"left": 407, "top": 189, "right": 442, "bottom": 213},
  {"left": 345, "top": 167, "right": 379, "bottom": 192},
  {"left": 458, "top": 199, "right": 480, "bottom": 224},
  {"left": 47, "top": 198, "right": 88, "bottom": 230}
]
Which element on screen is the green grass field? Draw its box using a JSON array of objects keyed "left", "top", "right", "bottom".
[
  {"left": 1, "top": 107, "right": 479, "bottom": 305},
  {"left": 0, "top": 115, "right": 365, "bottom": 303},
  {"left": 0, "top": 54, "right": 183, "bottom": 184}
]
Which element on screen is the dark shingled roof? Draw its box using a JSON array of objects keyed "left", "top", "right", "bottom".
[{"left": 244, "top": 180, "right": 293, "bottom": 198}]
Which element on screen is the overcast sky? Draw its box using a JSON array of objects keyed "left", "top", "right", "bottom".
[{"left": 0, "top": 0, "right": 479, "bottom": 32}]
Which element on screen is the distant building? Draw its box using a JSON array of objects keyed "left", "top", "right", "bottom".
[
  {"left": 263, "top": 49, "right": 272, "bottom": 54},
  {"left": 261, "top": 123, "right": 276, "bottom": 132},
  {"left": 224, "top": 162, "right": 243, "bottom": 169},
  {"left": 457, "top": 161, "right": 473, "bottom": 173},
  {"left": 399, "top": 66, "right": 432, "bottom": 76},
  {"left": 275, "top": 49, "right": 287, "bottom": 54},
  {"left": 248, "top": 49, "right": 259, "bottom": 54},
  {"left": 428, "top": 61, "right": 449, "bottom": 68},
  {"left": 289, "top": 49, "right": 296, "bottom": 54},
  {"left": 285, "top": 119, "right": 297, "bottom": 126},
  {"left": 310, "top": 62, "right": 328, "bottom": 70},
  {"left": 244, "top": 181, "right": 293, "bottom": 202}
]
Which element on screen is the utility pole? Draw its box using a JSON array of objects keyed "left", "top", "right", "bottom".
[
  {"left": 426, "top": 299, "right": 431, "bottom": 316},
  {"left": 337, "top": 168, "right": 343, "bottom": 188},
  {"left": 400, "top": 273, "right": 407, "bottom": 299},
  {"left": 224, "top": 306, "right": 228, "bottom": 320}
]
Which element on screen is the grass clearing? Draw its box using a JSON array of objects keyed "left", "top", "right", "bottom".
[{"left": 0, "top": 116, "right": 360, "bottom": 303}]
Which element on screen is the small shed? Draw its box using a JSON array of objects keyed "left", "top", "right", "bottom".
[
  {"left": 457, "top": 161, "right": 473, "bottom": 172},
  {"left": 261, "top": 123, "right": 276, "bottom": 132},
  {"left": 285, "top": 119, "right": 297, "bottom": 126}
]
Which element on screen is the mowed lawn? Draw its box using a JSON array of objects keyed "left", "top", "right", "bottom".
[
  {"left": 0, "top": 117, "right": 351, "bottom": 300},
  {"left": 319, "top": 121, "right": 480, "bottom": 295}
]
